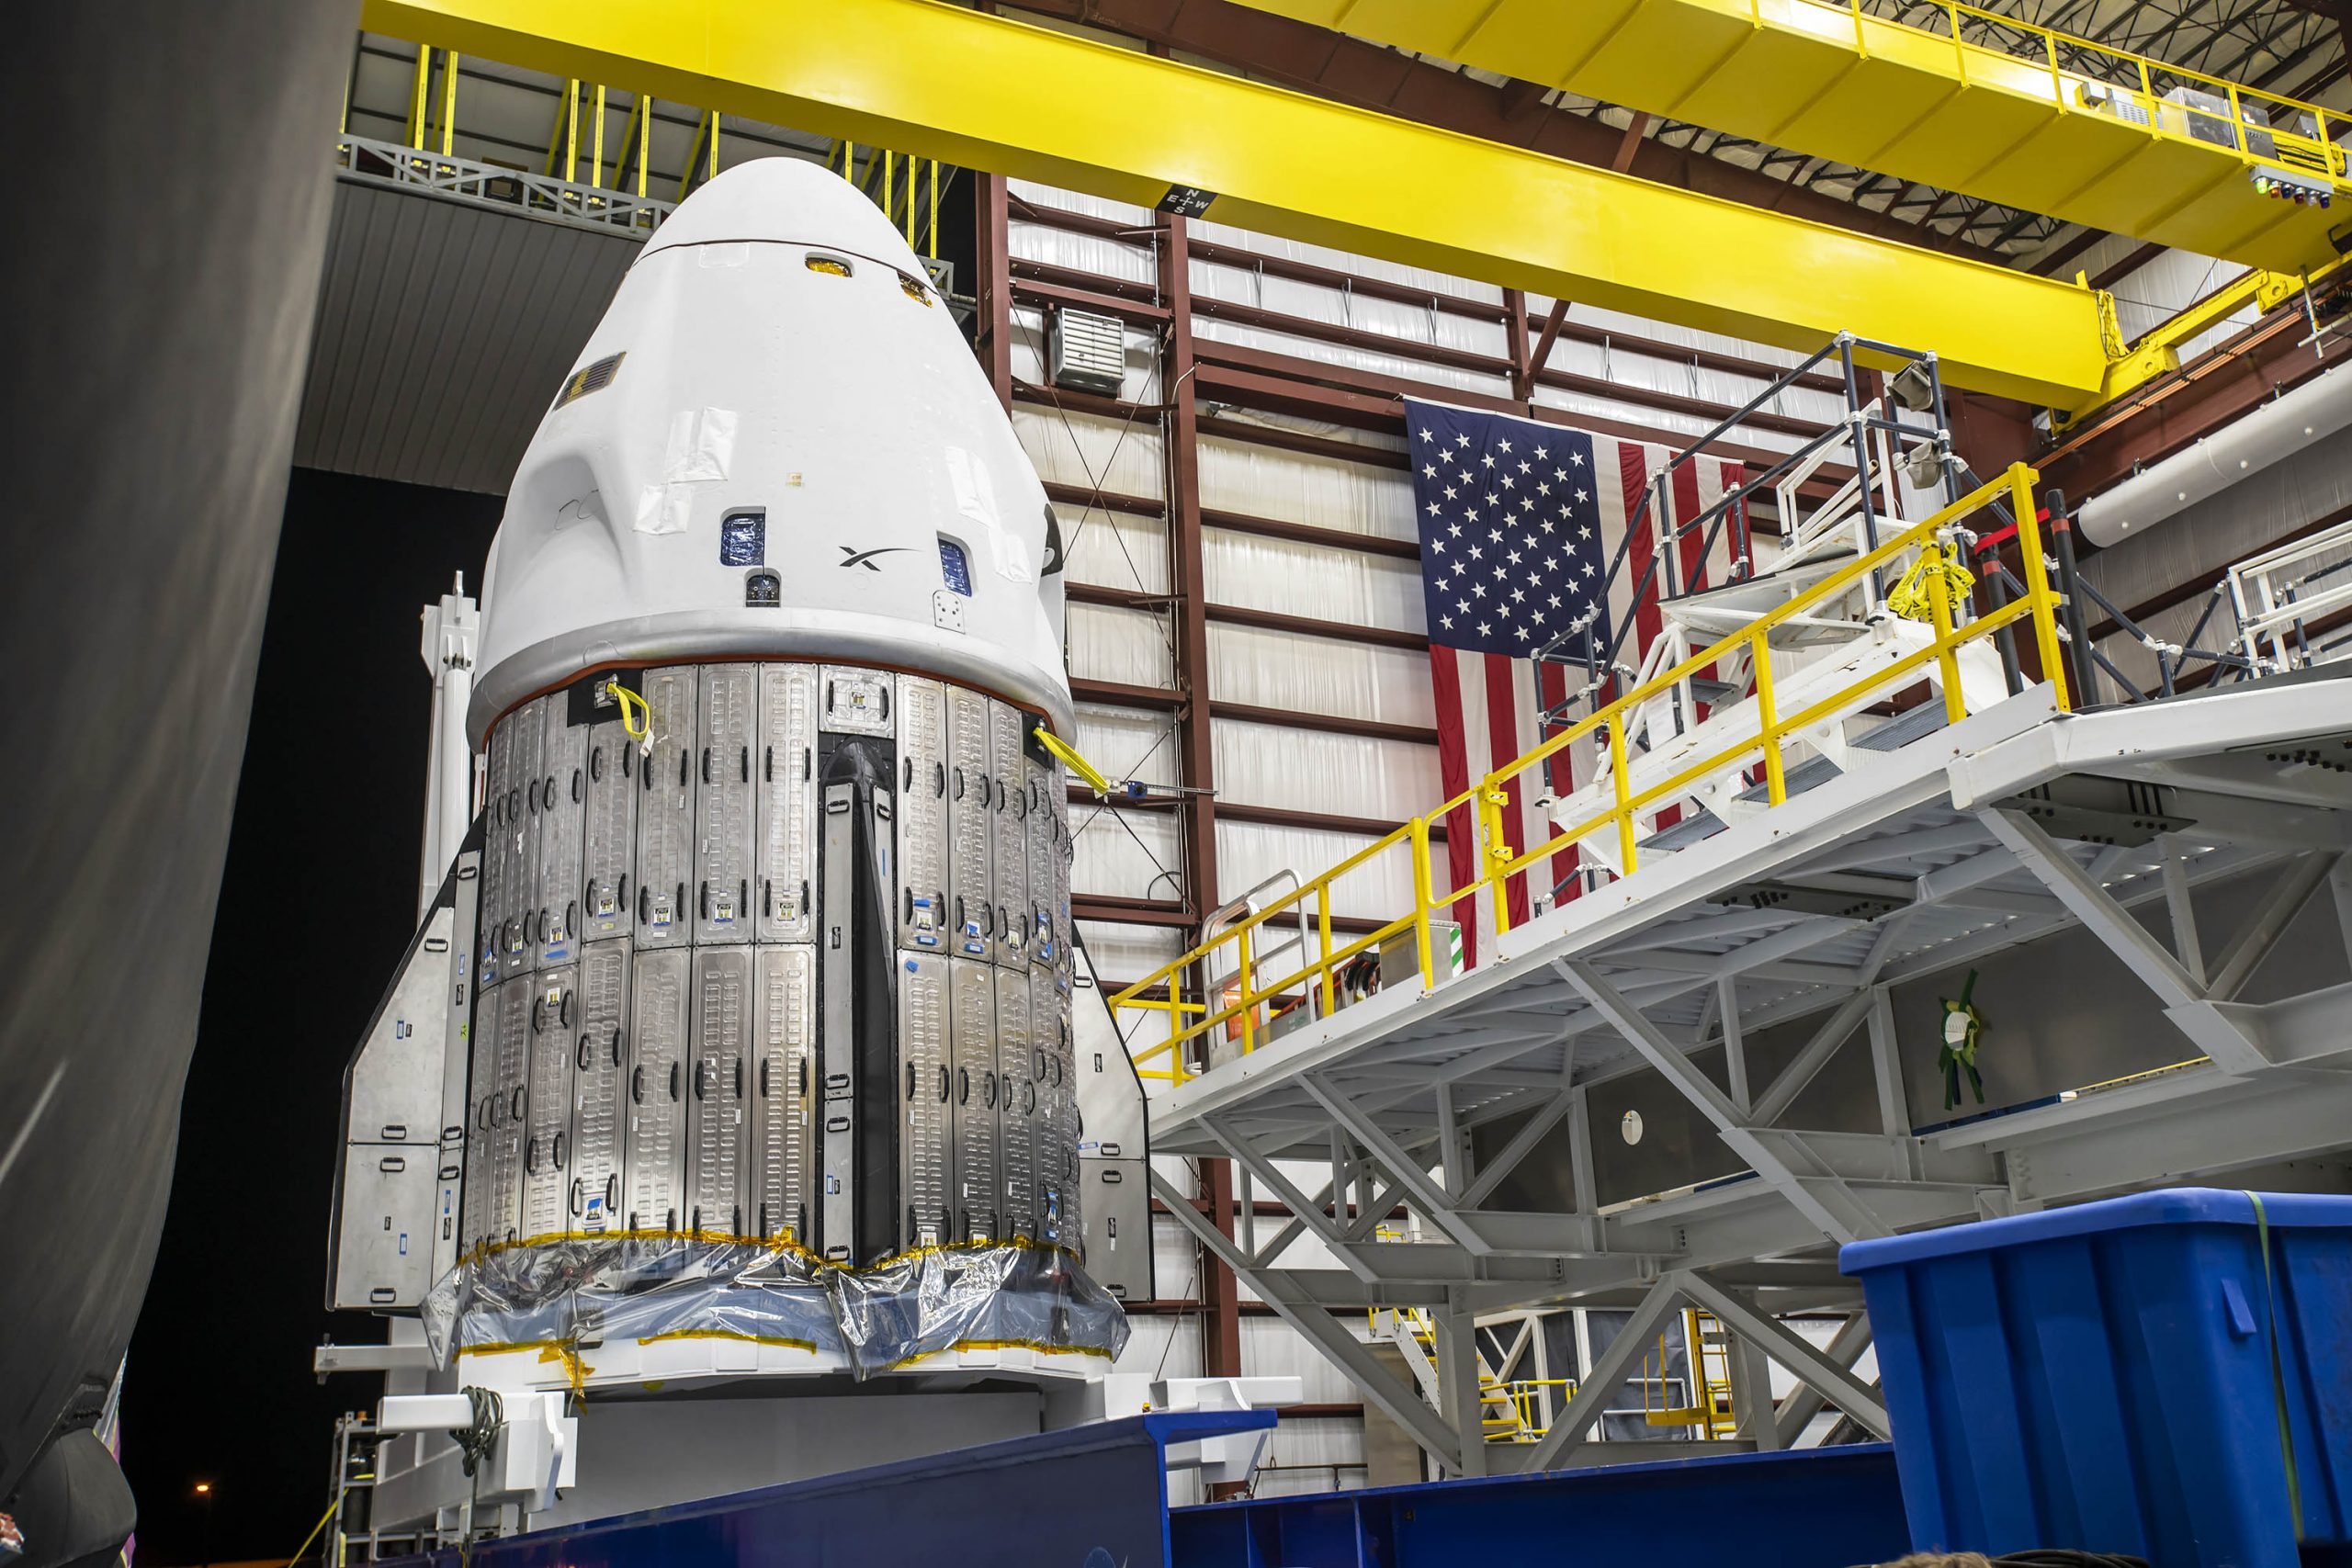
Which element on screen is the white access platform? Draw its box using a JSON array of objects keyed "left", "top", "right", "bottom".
[{"left": 1136, "top": 671, "right": 2352, "bottom": 1474}]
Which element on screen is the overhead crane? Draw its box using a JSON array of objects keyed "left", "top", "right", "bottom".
[
  {"left": 1236, "top": 0, "right": 2352, "bottom": 277},
  {"left": 368, "top": 0, "right": 2124, "bottom": 409}
]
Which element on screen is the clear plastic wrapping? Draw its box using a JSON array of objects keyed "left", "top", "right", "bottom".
[{"left": 422, "top": 1235, "right": 1129, "bottom": 1379}]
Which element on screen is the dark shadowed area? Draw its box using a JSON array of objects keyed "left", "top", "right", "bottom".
[{"left": 122, "top": 470, "right": 502, "bottom": 1564}]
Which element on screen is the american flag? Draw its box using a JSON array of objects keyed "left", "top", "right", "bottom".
[{"left": 1406, "top": 398, "right": 1746, "bottom": 964}]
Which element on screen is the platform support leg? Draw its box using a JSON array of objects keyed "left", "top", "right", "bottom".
[
  {"left": 1436, "top": 1292, "right": 1490, "bottom": 1478},
  {"left": 1729, "top": 1338, "right": 1781, "bottom": 1451}
]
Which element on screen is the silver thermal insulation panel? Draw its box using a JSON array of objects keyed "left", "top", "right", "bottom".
[
  {"left": 442, "top": 662, "right": 1086, "bottom": 1271},
  {"left": 327, "top": 845, "right": 478, "bottom": 1311}
]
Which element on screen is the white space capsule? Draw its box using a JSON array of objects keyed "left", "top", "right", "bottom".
[
  {"left": 414, "top": 160, "right": 1114, "bottom": 1380},
  {"left": 471, "top": 156, "right": 1069, "bottom": 740}
]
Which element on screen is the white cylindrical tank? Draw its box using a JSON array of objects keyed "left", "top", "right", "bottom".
[{"left": 2076, "top": 364, "right": 2352, "bottom": 548}]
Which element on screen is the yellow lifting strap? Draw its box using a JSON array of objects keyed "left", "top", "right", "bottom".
[
  {"left": 603, "top": 677, "right": 653, "bottom": 754},
  {"left": 1034, "top": 724, "right": 1112, "bottom": 796},
  {"left": 1887, "top": 542, "right": 1975, "bottom": 625}
]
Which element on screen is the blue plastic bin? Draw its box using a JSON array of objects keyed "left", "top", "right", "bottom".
[{"left": 1841, "top": 1188, "right": 2352, "bottom": 1566}]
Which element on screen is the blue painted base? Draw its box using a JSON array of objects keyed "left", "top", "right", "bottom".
[
  {"left": 1171, "top": 1444, "right": 1910, "bottom": 1568},
  {"left": 379, "top": 1413, "right": 1908, "bottom": 1568},
  {"left": 384, "top": 1410, "right": 1273, "bottom": 1568}
]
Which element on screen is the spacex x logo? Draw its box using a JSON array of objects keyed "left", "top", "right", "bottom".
[{"left": 838, "top": 546, "right": 911, "bottom": 571}]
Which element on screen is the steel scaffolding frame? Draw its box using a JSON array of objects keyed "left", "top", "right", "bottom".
[{"left": 1141, "top": 672, "right": 2352, "bottom": 1473}]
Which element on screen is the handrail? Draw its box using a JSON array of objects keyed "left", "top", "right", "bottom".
[
  {"left": 1844, "top": 0, "right": 2349, "bottom": 186},
  {"left": 1112, "top": 462, "right": 2065, "bottom": 1084}
]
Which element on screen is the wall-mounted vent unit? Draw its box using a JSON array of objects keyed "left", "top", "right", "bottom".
[{"left": 1048, "top": 308, "right": 1126, "bottom": 396}]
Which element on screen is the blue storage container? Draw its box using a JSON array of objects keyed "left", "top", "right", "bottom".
[{"left": 1841, "top": 1188, "right": 2352, "bottom": 1566}]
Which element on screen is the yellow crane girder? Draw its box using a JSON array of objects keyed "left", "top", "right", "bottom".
[
  {"left": 1236, "top": 0, "right": 2352, "bottom": 277},
  {"left": 363, "top": 0, "right": 2115, "bottom": 407}
]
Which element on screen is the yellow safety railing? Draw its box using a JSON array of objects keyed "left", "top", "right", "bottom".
[
  {"left": 1113, "top": 463, "right": 2066, "bottom": 1081},
  {"left": 1813, "top": 0, "right": 2350, "bottom": 187},
  {"left": 1501, "top": 1378, "right": 1580, "bottom": 1441},
  {"left": 1645, "top": 1309, "right": 1737, "bottom": 1438}
]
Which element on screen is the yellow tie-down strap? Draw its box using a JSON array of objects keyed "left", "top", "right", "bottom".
[
  {"left": 456, "top": 1226, "right": 1086, "bottom": 1274},
  {"left": 888, "top": 1338, "right": 1119, "bottom": 1372},
  {"left": 451, "top": 1337, "right": 597, "bottom": 1397}
]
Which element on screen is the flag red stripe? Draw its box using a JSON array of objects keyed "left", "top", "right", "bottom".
[{"left": 1481, "top": 651, "right": 1532, "bottom": 931}]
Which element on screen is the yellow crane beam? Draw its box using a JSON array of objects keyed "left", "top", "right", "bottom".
[
  {"left": 1236, "top": 0, "right": 2352, "bottom": 277},
  {"left": 361, "top": 0, "right": 2114, "bottom": 407}
]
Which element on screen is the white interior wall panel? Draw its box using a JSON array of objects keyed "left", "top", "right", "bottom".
[
  {"left": 1544, "top": 298, "right": 1809, "bottom": 371},
  {"left": 1204, "top": 530, "right": 1426, "bottom": 635},
  {"left": 1009, "top": 178, "right": 1152, "bottom": 227},
  {"left": 1188, "top": 260, "right": 1510, "bottom": 361},
  {"left": 1548, "top": 336, "right": 1844, "bottom": 428},
  {"left": 1243, "top": 1317, "right": 1374, "bottom": 1406},
  {"left": 1212, "top": 721, "right": 1442, "bottom": 822},
  {"left": 1074, "top": 919, "right": 1185, "bottom": 987},
  {"left": 1189, "top": 215, "right": 1504, "bottom": 308},
  {"left": 1196, "top": 436, "right": 1416, "bottom": 541},
  {"left": 2109, "top": 247, "right": 2254, "bottom": 355},
  {"left": 1075, "top": 805, "right": 1185, "bottom": 904},
  {"left": 1112, "top": 1313, "right": 1205, "bottom": 1382},
  {"left": 1152, "top": 1153, "right": 1202, "bottom": 1199},
  {"left": 1072, "top": 705, "right": 1181, "bottom": 787},
  {"left": 1066, "top": 509, "right": 1172, "bottom": 595},
  {"left": 1214, "top": 819, "right": 1415, "bottom": 919},
  {"left": 1195, "top": 317, "right": 1512, "bottom": 400},
  {"left": 1009, "top": 218, "right": 1158, "bottom": 286},
  {"left": 1208, "top": 625, "right": 1436, "bottom": 729},
  {"left": 1151, "top": 1214, "right": 1203, "bottom": 1300},
  {"left": 1212, "top": 407, "right": 1409, "bottom": 458},
  {"left": 1012, "top": 405, "right": 1166, "bottom": 499},
  {"left": 1532, "top": 379, "right": 1804, "bottom": 454},
  {"left": 1067, "top": 604, "right": 1176, "bottom": 688}
]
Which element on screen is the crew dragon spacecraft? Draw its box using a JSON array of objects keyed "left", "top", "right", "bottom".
[{"left": 326, "top": 158, "right": 1149, "bottom": 1444}]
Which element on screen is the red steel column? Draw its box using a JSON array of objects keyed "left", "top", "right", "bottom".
[
  {"left": 975, "top": 172, "right": 1013, "bottom": 408},
  {"left": 1158, "top": 209, "right": 1244, "bottom": 1427}
]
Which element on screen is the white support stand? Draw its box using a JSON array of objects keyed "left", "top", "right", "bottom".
[
  {"left": 379, "top": 1392, "right": 578, "bottom": 1517},
  {"left": 1096, "top": 1375, "right": 1303, "bottom": 1487},
  {"left": 417, "top": 577, "right": 480, "bottom": 918}
]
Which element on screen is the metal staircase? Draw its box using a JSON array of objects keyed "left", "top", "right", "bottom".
[{"left": 1363, "top": 1306, "right": 1561, "bottom": 1438}]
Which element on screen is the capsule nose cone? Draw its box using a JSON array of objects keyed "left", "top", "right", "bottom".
[{"left": 642, "top": 155, "right": 922, "bottom": 268}]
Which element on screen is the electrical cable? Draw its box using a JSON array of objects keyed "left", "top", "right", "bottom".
[
  {"left": 449, "top": 1386, "right": 504, "bottom": 1568},
  {"left": 277, "top": 1493, "right": 345, "bottom": 1568}
]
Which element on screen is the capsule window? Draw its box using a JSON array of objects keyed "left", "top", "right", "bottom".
[
  {"left": 899, "top": 272, "right": 933, "bottom": 306},
  {"left": 805, "top": 253, "right": 854, "bottom": 277},
  {"left": 937, "top": 536, "right": 973, "bottom": 596}
]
